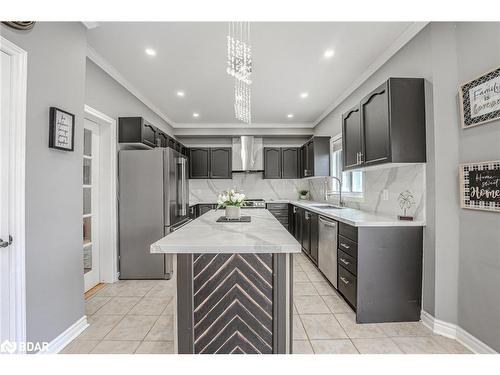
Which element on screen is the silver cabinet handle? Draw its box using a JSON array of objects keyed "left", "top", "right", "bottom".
[
  {"left": 340, "top": 276, "right": 350, "bottom": 285},
  {"left": 340, "top": 243, "right": 350, "bottom": 249},
  {"left": 356, "top": 152, "right": 360, "bottom": 164},
  {"left": 340, "top": 258, "right": 350, "bottom": 265},
  {"left": 359, "top": 152, "right": 364, "bottom": 163}
]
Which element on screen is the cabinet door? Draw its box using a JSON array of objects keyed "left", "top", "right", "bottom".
[
  {"left": 301, "top": 210, "right": 311, "bottom": 254},
  {"left": 294, "top": 207, "right": 302, "bottom": 242},
  {"left": 210, "top": 147, "right": 232, "bottom": 179},
  {"left": 309, "top": 212, "right": 319, "bottom": 264},
  {"left": 342, "top": 106, "right": 362, "bottom": 169},
  {"left": 305, "top": 141, "right": 314, "bottom": 177},
  {"left": 300, "top": 146, "right": 306, "bottom": 178},
  {"left": 189, "top": 148, "right": 210, "bottom": 179},
  {"left": 361, "top": 82, "right": 390, "bottom": 165},
  {"left": 282, "top": 148, "right": 299, "bottom": 179},
  {"left": 142, "top": 122, "right": 157, "bottom": 148},
  {"left": 198, "top": 204, "right": 214, "bottom": 216},
  {"left": 263, "top": 147, "right": 282, "bottom": 179}
]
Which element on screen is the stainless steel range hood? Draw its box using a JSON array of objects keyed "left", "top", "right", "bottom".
[{"left": 232, "top": 136, "right": 264, "bottom": 172}]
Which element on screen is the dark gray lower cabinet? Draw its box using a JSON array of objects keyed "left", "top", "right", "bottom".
[
  {"left": 309, "top": 212, "right": 318, "bottom": 264},
  {"left": 197, "top": 204, "right": 215, "bottom": 216},
  {"left": 266, "top": 203, "right": 289, "bottom": 230},
  {"left": 335, "top": 221, "right": 423, "bottom": 323},
  {"left": 301, "top": 210, "right": 310, "bottom": 255},
  {"left": 293, "top": 206, "right": 302, "bottom": 242}
]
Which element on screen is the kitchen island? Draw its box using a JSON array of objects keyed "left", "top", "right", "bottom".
[{"left": 150, "top": 209, "right": 301, "bottom": 354}]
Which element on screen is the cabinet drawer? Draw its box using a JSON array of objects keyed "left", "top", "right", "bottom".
[
  {"left": 338, "top": 222, "right": 358, "bottom": 242},
  {"left": 269, "top": 211, "right": 288, "bottom": 219},
  {"left": 338, "top": 265, "right": 357, "bottom": 308},
  {"left": 338, "top": 235, "right": 358, "bottom": 258},
  {"left": 266, "top": 203, "right": 289, "bottom": 210},
  {"left": 337, "top": 249, "right": 357, "bottom": 276}
]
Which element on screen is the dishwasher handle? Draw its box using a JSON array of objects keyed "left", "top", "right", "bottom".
[{"left": 319, "top": 216, "right": 337, "bottom": 227}]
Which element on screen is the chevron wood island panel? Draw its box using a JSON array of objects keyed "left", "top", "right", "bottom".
[{"left": 177, "top": 253, "right": 291, "bottom": 354}]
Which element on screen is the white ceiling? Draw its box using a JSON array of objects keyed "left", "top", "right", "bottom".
[{"left": 87, "top": 22, "right": 417, "bottom": 128}]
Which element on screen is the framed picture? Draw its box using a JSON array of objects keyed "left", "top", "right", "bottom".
[
  {"left": 49, "top": 107, "right": 75, "bottom": 151},
  {"left": 460, "top": 160, "right": 500, "bottom": 212},
  {"left": 459, "top": 66, "right": 500, "bottom": 129}
]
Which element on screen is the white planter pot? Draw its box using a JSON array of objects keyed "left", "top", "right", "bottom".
[{"left": 225, "top": 206, "right": 241, "bottom": 220}]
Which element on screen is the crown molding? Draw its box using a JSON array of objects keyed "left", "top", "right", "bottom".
[
  {"left": 86, "top": 45, "right": 177, "bottom": 127},
  {"left": 177, "top": 122, "right": 314, "bottom": 129},
  {"left": 312, "top": 21, "right": 429, "bottom": 127},
  {"left": 82, "top": 22, "right": 100, "bottom": 29}
]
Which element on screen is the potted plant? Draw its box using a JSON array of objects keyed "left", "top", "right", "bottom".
[
  {"left": 217, "top": 189, "right": 246, "bottom": 219},
  {"left": 299, "top": 190, "right": 309, "bottom": 200}
]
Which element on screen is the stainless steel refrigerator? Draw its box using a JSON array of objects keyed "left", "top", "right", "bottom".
[{"left": 118, "top": 148, "right": 190, "bottom": 279}]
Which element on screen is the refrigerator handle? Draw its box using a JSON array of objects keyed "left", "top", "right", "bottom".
[{"left": 180, "top": 158, "right": 187, "bottom": 216}]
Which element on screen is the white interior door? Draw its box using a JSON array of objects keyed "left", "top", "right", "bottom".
[
  {"left": 83, "top": 119, "right": 101, "bottom": 292},
  {"left": 0, "top": 50, "right": 13, "bottom": 344}
]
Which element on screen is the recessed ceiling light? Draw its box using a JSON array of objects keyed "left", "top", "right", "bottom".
[
  {"left": 287, "top": 114, "right": 294, "bottom": 118},
  {"left": 193, "top": 113, "right": 200, "bottom": 118},
  {"left": 145, "top": 48, "right": 157, "bottom": 56},
  {"left": 324, "top": 49, "right": 335, "bottom": 58},
  {"left": 176, "top": 91, "right": 185, "bottom": 97},
  {"left": 300, "top": 92, "right": 309, "bottom": 99}
]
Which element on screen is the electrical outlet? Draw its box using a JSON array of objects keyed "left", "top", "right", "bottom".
[{"left": 382, "top": 189, "right": 389, "bottom": 201}]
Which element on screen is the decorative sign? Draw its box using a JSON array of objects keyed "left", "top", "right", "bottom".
[
  {"left": 49, "top": 107, "right": 75, "bottom": 151},
  {"left": 460, "top": 161, "right": 500, "bottom": 212},
  {"left": 459, "top": 67, "right": 500, "bottom": 129}
]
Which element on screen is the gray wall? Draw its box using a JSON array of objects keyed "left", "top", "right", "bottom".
[
  {"left": 0, "top": 22, "right": 87, "bottom": 347},
  {"left": 315, "top": 22, "right": 500, "bottom": 351},
  {"left": 85, "top": 59, "right": 175, "bottom": 136},
  {"left": 455, "top": 22, "right": 500, "bottom": 352}
]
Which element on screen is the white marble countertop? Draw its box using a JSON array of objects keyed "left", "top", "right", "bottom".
[
  {"left": 286, "top": 200, "right": 426, "bottom": 227},
  {"left": 190, "top": 199, "right": 425, "bottom": 227},
  {"left": 150, "top": 209, "right": 302, "bottom": 254}
]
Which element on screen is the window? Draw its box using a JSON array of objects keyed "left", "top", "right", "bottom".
[{"left": 330, "top": 136, "right": 363, "bottom": 195}]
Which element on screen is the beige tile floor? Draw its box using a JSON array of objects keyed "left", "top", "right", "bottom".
[
  {"left": 62, "top": 252, "right": 471, "bottom": 354},
  {"left": 292, "top": 252, "right": 472, "bottom": 354},
  {"left": 61, "top": 280, "right": 176, "bottom": 354}
]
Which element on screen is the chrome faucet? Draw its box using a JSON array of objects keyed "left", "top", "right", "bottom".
[{"left": 324, "top": 177, "right": 344, "bottom": 206}]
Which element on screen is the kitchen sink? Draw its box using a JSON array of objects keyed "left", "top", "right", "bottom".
[{"left": 309, "top": 204, "right": 345, "bottom": 210}]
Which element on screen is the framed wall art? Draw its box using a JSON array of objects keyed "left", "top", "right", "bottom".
[
  {"left": 460, "top": 160, "right": 500, "bottom": 212},
  {"left": 459, "top": 66, "right": 500, "bottom": 129},
  {"left": 49, "top": 107, "right": 75, "bottom": 151}
]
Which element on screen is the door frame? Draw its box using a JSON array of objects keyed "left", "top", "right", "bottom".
[
  {"left": 84, "top": 105, "right": 118, "bottom": 284},
  {"left": 1, "top": 36, "right": 27, "bottom": 351}
]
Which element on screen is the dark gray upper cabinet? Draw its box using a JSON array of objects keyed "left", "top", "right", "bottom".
[
  {"left": 343, "top": 78, "right": 426, "bottom": 170},
  {"left": 342, "top": 106, "right": 362, "bottom": 169},
  {"left": 361, "top": 82, "right": 391, "bottom": 165},
  {"left": 282, "top": 148, "right": 299, "bottom": 178},
  {"left": 302, "top": 137, "right": 330, "bottom": 178},
  {"left": 189, "top": 147, "right": 232, "bottom": 179},
  {"left": 209, "top": 147, "right": 232, "bottom": 179},
  {"left": 119, "top": 117, "right": 157, "bottom": 148},
  {"left": 263, "top": 147, "right": 282, "bottom": 179},
  {"left": 264, "top": 147, "right": 300, "bottom": 179},
  {"left": 189, "top": 148, "right": 210, "bottom": 179}
]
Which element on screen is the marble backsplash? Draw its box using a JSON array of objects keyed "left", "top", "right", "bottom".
[
  {"left": 189, "top": 173, "right": 309, "bottom": 204},
  {"left": 308, "top": 164, "right": 426, "bottom": 221}
]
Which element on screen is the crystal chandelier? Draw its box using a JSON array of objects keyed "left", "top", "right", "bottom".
[{"left": 227, "top": 22, "right": 252, "bottom": 124}]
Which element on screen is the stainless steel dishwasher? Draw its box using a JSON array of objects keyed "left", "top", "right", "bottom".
[{"left": 318, "top": 216, "right": 338, "bottom": 288}]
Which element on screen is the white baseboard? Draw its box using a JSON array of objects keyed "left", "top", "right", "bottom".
[
  {"left": 38, "top": 316, "right": 89, "bottom": 354},
  {"left": 420, "top": 310, "right": 497, "bottom": 354}
]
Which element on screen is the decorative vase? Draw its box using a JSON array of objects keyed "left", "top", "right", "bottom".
[{"left": 225, "top": 206, "right": 241, "bottom": 220}]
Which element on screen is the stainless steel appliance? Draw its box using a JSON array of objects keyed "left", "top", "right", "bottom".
[
  {"left": 118, "top": 148, "right": 190, "bottom": 279},
  {"left": 242, "top": 198, "right": 266, "bottom": 209},
  {"left": 318, "top": 215, "right": 338, "bottom": 288},
  {"left": 231, "top": 136, "right": 264, "bottom": 172}
]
